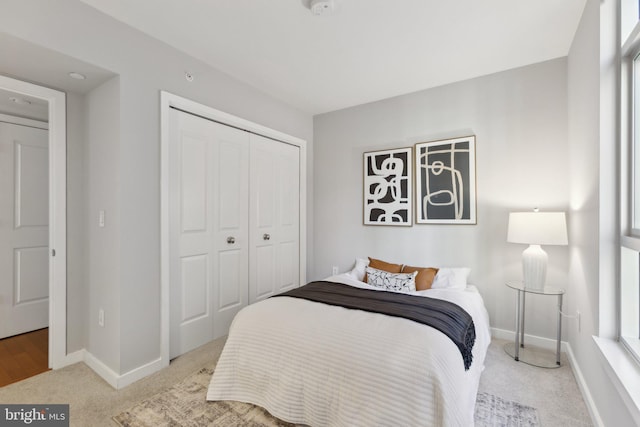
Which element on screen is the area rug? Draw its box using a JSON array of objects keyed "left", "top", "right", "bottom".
[
  {"left": 114, "top": 367, "right": 539, "bottom": 427},
  {"left": 475, "top": 392, "right": 540, "bottom": 427}
]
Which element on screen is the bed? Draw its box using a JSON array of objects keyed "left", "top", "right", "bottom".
[{"left": 206, "top": 267, "right": 491, "bottom": 426}]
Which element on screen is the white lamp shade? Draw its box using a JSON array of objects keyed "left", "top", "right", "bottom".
[{"left": 507, "top": 212, "right": 568, "bottom": 246}]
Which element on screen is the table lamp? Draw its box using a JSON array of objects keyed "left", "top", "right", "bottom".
[{"left": 507, "top": 210, "right": 568, "bottom": 289}]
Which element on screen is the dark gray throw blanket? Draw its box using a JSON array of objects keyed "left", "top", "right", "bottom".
[{"left": 273, "top": 281, "right": 476, "bottom": 370}]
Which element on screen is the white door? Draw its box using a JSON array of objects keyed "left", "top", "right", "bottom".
[
  {"left": 169, "top": 109, "right": 249, "bottom": 359},
  {"left": 0, "top": 121, "right": 49, "bottom": 339},
  {"left": 249, "top": 134, "right": 300, "bottom": 303}
]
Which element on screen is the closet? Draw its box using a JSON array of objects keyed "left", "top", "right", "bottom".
[{"left": 168, "top": 108, "right": 300, "bottom": 359}]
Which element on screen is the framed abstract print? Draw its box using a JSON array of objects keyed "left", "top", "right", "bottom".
[
  {"left": 363, "top": 147, "right": 412, "bottom": 226},
  {"left": 414, "top": 136, "right": 476, "bottom": 224}
]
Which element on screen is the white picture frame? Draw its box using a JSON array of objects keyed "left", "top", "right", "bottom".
[
  {"left": 363, "top": 147, "right": 413, "bottom": 226},
  {"left": 414, "top": 136, "right": 476, "bottom": 224}
]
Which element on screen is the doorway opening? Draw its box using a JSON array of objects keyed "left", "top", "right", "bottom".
[
  {"left": 0, "top": 75, "right": 67, "bottom": 372},
  {"left": 0, "top": 328, "right": 49, "bottom": 386}
]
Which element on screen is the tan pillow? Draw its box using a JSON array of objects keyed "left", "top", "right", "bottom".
[
  {"left": 364, "top": 257, "right": 403, "bottom": 283},
  {"left": 401, "top": 265, "right": 439, "bottom": 291}
]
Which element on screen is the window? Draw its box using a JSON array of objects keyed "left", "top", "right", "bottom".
[
  {"left": 633, "top": 52, "right": 640, "bottom": 233},
  {"left": 622, "top": 44, "right": 640, "bottom": 364},
  {"left": 621, "top": 245, "right": 640, "bottom": 359}
]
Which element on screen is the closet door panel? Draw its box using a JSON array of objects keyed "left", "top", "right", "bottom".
[
  {"left": 276, "top": 142, "right": 300, "bottom": 293},
  {"left": 253, "top": 145, "right": 276, "bottom": 230},
  {"left": 178, "top": 135, "right": 208, "bottom": 259},
  {"left": 278, "top": 241, "right": 296, "bottom": 290},
  {"left": 254, "top": 245, "right": 276, "bottom": 300},
  {"left": 215, "top": 138, "right": 248, "bottom": 257},
  {"left": 170, "top": 110, "right": 213, "bottom": 358},
  {"left": 218, "top": 142, "right": 244, "bottom": 229},
  {"left": 250, "top": 134, "right": 300, "bottom": 302},
  {"left": 170, "top": 109, "right": 249, "bottom": 359},
  {"left": 180, "top": 255, "right": 209, "bottom": 323},
  {"left": 217, "top": 250, "right": 241, "bottom": 308},
  {"left": 249, "top": 136, "right": 276, "bottom": 302},
  {"left": 180, "top": 136, "right": 207, "bottom": 233},
  {"left": 212, "top": 131, "right": 249, "bottom": 338}
]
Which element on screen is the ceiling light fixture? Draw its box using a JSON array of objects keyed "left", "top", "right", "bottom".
[
  {"left": 68, "top": 72, "right": 86, "bottom": 80},
  {"left": 309, "top": 0, "right": 334, "bottom": 15}
]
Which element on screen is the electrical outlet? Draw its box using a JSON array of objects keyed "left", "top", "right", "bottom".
[
  {"left": 332, "top": 266, "right": 339, "bottom": 275},
  {"left": 99, "top": 309, "right": 105, "bottom": 327},
  {"left": 576, "top": 310, "right": 581, "bottom": 332}
]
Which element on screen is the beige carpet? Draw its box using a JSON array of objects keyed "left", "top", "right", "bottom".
[
  {"left": 113, "top": 365, "right": 539, "bottom": 427},
  {"left": 0, "top": 338, "right": 592, "bottom": 426}
]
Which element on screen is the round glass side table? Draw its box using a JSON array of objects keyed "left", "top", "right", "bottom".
[{"left": 504, "top": 281, "right": 565, "bottom": 368}]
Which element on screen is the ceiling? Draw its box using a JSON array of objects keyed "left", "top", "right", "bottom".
[
  {"left": 0, "top": 32, "right": 115, "bottom": 121},
  {"left": 80, "top": 0, "right": 585, "bottom": 115}
]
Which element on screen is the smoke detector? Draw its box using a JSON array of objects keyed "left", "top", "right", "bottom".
[{"left": 310, "top": 0, "right": 333, "bottom": 16}]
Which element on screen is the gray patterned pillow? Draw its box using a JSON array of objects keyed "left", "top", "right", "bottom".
[{"left": 365, "top": 266, "right": 417, "bottom": 293}]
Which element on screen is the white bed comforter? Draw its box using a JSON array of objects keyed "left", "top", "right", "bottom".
[{"left": 207, "top": 273, "right": 491, "bottom": 427}]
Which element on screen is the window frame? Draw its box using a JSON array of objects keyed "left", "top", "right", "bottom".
[
  {"left": 621, "top": 35, "right": 640, "bottom": 365},
  {"left": 630, "top": 48, "right": 640, "bottom": 237}
]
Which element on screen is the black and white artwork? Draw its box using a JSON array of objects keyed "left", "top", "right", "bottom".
[
  {"left": 363, "top": 147, "right": 412, "bottom": 226},
  {"left": 415, "top": 136, "right": 476, "bottom": 224}
]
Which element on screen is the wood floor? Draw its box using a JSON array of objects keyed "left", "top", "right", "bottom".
[{"left": 0, "top": 328, "right": 49, "bottom": 387}]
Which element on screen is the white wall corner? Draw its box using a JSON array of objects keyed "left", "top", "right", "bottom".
[
  {"left": 83, "top": 350, "right": 163, "bottom": 390},
  {"left": 565, "top": 342, "right": 605, "bottom": 427},
  {"left": 83, "top": 351, "right": 119, "bottom": 389},
  {"left": 593, "top": 336, "right": 640, "bottom": 426},
  {"left": 60, "top": 349, "right": 85, "bottom": 367},
  {"left": 116, "top": 357, "right": 163, "bottom": 389}
]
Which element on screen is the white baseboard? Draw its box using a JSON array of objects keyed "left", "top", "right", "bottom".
[
  {"left": 50, "top": 349, "right": 84, "bottom": 370},
  {"left": 83, "top": 350, "right": 119, "bottom": 388},
  {"left": 62, "top": 349, "right": 85, "bottom": 366},
  {"left": 565, "top": 342, "right": 604, "bottom": 427},
  {"left": 117, "top": 357, "right": 163, "bottom": 389},
  {"left": 50, "top": 347, "right": 164, "bottom": 390},
  {"left": 491, "top": 327, "right": 568, "bottom": 352},
  {"left": 82, "top": 350, "right": 163, "bottom": 389}
]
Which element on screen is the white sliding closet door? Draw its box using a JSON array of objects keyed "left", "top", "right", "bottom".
[
  {"left": 249, "top": 134, "right": 300, "bottom": 303},
  {"left": 169, "top": 109, "right": 249, "bottom": 359}
]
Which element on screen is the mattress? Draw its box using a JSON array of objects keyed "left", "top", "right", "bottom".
[{"left": 207, "top": 273, "right": 491, "bottom": 426}]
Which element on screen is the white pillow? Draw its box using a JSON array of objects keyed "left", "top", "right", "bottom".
[
  {"left": 365, "top": 266, "right": 417, "bottom": 293},
  {"left": 349, "top": 258, "right": 370, "bottom": 282},
  {"left": 431, "top": 268, "right": 470, "bottom": 290}
]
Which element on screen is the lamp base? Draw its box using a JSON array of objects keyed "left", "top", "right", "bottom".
[{"left": 522, "top": 244, "right": 547, "bottom": 290}]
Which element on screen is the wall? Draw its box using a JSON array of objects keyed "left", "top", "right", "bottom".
[
  {"left": 0, "top": 0, "right": 313, "bottom": 376},
  {"left": 66, "top": 91, "right": 88, "bottom": 353},
  {"left": 85, "top": 77, "right": 121, "bottom": 370},
  {"left": 314, "top": 58, "right": 570, "bottom": 338},
  {"left": 567, "top": 0, "right": 637, "bottom": 425}
]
